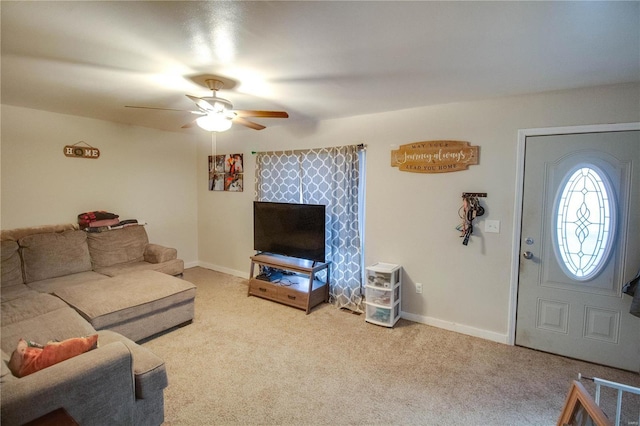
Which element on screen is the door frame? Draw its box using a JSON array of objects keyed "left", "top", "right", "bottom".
[{"left": 507, "top": 122, "right": 640, "bottom": 345}]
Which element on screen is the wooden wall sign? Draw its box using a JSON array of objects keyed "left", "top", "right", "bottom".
[
  {"left": 391, "top": 140, "right": 479, "bottom": 173},
  {"left": 64, "top": 141, "right": 100, "bottom": 159}
]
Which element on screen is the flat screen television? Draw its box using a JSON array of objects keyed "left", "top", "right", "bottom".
[{"left": 253, "top": 201, "right": 326, "bottom": 263}]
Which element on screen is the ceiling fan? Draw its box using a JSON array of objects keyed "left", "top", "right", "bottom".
[{"left": 126, "top": 78, "right": 288, "bottom": 131}]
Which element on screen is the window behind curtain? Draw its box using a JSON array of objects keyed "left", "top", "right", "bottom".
[{"left": 255, "top": 145, "right": 365, "bottom": 312}]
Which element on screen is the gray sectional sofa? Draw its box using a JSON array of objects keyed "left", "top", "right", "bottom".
[{"left": 0, "top": 224, "right": 196, "bottom": 425}]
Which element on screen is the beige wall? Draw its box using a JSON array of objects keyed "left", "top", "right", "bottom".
[
  {"left": 2, "top": 84, "right": 638, "bottom": 343},
  {"left": 1, "top": 105, "right": 201, "bottom": 265},
  {"left": 198, "top": 83, "right": 640, "bottom": 342}
]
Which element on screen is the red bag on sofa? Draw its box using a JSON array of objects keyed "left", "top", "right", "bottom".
[{"left": 78, "top": 211, "right": 119, "bottom": 229}]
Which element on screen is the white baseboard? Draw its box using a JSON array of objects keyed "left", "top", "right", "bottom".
[
  {"left": 401, "top": 311, "right": 509, "bottom": 345},
  {"left": 194, "top": 261, "right": 249, "bottom": 279},
  {"left": 184, "top": 261, "right": 200, "bottom": 269}
]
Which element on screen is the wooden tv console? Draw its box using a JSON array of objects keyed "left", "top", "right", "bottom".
[{"left": 247, "top": 253, "right": 330, "bottom": 314}]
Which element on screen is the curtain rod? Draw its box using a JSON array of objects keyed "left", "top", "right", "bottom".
[{"left": 252, "top": 143, "right": 366, "bottom": 155}]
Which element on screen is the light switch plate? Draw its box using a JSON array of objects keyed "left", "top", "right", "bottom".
[{"left": 485, "top": 220, "right": 500, "bottom": 233}]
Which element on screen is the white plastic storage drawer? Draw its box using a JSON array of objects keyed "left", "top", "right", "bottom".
[
  {"left": 366, "top": 303, "right": 400, "bottom": 327},
  {"left": 365, "top": 286, "right": 400, "bottom": 307},
  {"left": 366, "top": 263, "right": 400, "bottom": 289}
]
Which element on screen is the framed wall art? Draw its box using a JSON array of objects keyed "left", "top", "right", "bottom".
[{"left": 209, "top": 154, "right": 243, "bottom": 192}]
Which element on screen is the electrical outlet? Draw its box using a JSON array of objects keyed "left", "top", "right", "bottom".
[
  {"left": 485, "top": 220, "right": 500, "bottom": 233},
  {"left": 416, "top": 282, "right": 423, "bottom": 294}
]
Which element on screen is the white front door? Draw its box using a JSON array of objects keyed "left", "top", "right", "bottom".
[{"left": 515, "top": 129, "right": 640, "bottom": 372}]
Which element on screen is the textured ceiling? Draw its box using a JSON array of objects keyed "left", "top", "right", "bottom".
[{"left": 1, "top": 1, "right": 638, "bottom": 133}]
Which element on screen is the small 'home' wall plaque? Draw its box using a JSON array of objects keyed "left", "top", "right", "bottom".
[
  {"left": 64, "top": 141, "right": 100, "bottom": 159},
  {"left": 391, "top": 140, "right": 479, "bottom": 173}
]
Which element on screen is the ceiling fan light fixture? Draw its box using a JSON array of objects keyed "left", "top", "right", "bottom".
[
  {"left": 126, "top": 76, "right": 287, "bottom": 131},
  {"left": 200, "top": 96, "right": 233, "bottom": 112},
  {"left": 196, "top": 114, "right": 233, "bottom": 132}
]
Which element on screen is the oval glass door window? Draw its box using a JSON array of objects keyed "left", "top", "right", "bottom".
[{"left": 554, "top": 165, "right": 617, "bottom": 281}]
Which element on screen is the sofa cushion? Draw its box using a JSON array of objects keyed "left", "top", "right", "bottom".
[
  {"left": 0, "top": 223, "right": 77, "bottom": 243},
  {"left": 53, "top": 271, "right": 196, "bottom": 339},
  {"left": 95, "top": 259, "right": 185, "bottom": 277},
  {"left": 1, "top": 308, "right": 96, "bottom": 356},
  {"left": 1, "top": 292, "right": 69, "bottom": 327},
  {"left": 19, "top": 230, "right": 92, "bottom": 283},
  {"left": 8, "top": 334, "right": 98, "bottom": 378},
  {"left": 1, "top": 350, "right": 17, "bottom": 383},
  {"left": 98, "top": 330, "right": 167, "bottom": 399},
  {"left": 87, "top": 225, "right": 148, "bottom": 268},
  {"left": 1, "top": 241, "right": 24, "bottom": 287},
  {"left": 0, "top": 285, "right": 35, "bottom": 303},
  {"left": 26, "top": 271, "right": 109, "bottom": 294}
]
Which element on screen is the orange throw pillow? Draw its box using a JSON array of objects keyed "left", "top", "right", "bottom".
[{"left": 8, "top": 335, "right": 98, "bottom": 378}]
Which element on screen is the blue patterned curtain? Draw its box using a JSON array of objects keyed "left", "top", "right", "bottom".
[{"left": 255, "top": 145, "right": 364, "bottom": 312}]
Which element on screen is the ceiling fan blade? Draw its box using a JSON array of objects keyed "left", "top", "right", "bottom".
[
  {"left": 234, "top": 110, "right": 289, "bottom": 118},
  {"left": 125, "top": 105, "right": 195, "bottom": 112},
  {"left": 186, "top": 94, "right": 215, "bottom": 113},
  {"left": 181, "top": 119, "right": 198, "bottom": 129},
  {"left": 232, "top": 116, "right": 266, "bottom": 131}
]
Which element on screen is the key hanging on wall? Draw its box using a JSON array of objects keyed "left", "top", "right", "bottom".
[{"left": 458, "top": 193, "right": 486, "bottom": 246}]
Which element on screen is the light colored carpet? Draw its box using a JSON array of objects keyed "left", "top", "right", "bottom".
[{"left": 142, "top": 267, "right": 640, "bottom": 425}]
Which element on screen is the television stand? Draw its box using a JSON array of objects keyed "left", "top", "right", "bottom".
[{"left": 248, "top": 253, "right": 330, "bottom": 314}]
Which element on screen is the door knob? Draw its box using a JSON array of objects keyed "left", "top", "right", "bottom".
[{"left": 523, "top": 251, "right": 534, "bottom": 260}]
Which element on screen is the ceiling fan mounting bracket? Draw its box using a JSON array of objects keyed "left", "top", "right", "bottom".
[{"left": 205, "top": 79, "right": 224, "bottom": 92}]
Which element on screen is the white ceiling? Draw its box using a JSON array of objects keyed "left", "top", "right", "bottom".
[{"left": 2, "top": 1, "right": 639, "bottom": 133}]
